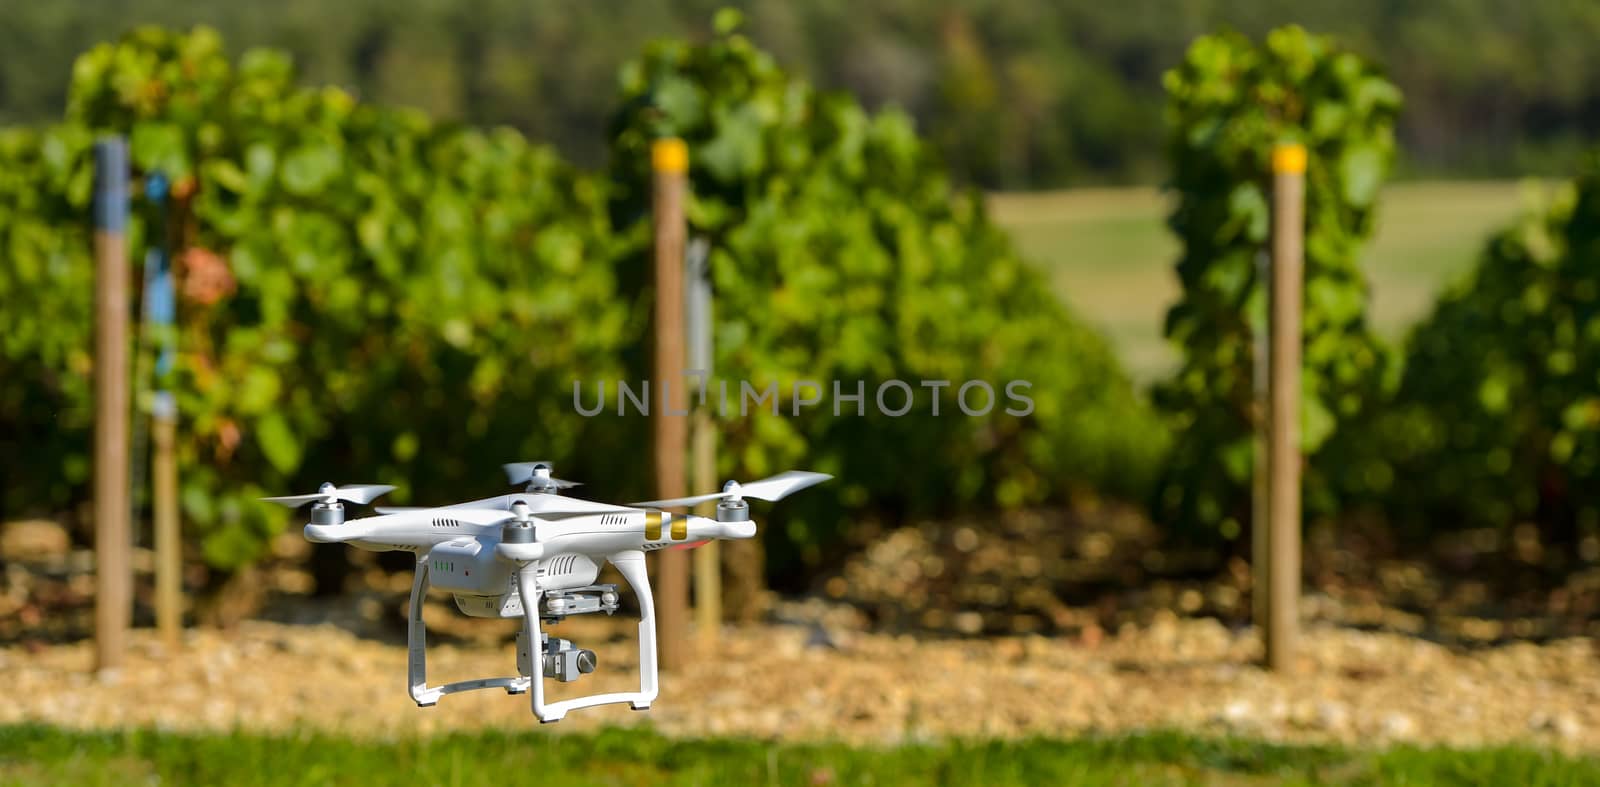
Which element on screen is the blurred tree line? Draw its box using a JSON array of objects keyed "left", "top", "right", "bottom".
[{"left": 2, "top": 0, "right": 1596, "bottom": 190}]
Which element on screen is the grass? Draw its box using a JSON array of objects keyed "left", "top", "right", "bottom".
[
  {"left": 1, "top": 724, "right": 1596, "bottom": 786},
  {"left": 990, "top": 181, "right": 1541, "bottom": 382}
]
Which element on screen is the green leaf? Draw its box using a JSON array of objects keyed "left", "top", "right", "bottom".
[
  {"left": 393, "top": 432, "right": 420, "bottom": 462},
  {"left": 245, "top": 143, "right": 277, "bottom": 191},
  {"left": 713, "top": 8, "right": 744, "bottom": 35},
  {"left": 130, "top": 122, "right": 190, "bottom": 177},
  {"left": 280, "top": 142, "right": 341, "bottom": 196},
  {"left": 206, "top": 159, "right": 248, "bottom": 194},
  {"left": 255, "top": 412, "right": 301, "bottom": 474},
  {"left": 699, "top": 106, "right": 765, "bottom": 182},
  {"left": 651, "top": 76, "right": 704, "bottom": 135},
  {"left": 237, "top": 366, "right": 281, "bottom": 414},
  {"left": 1301, "top": 397, "right": 1336, "bottom": 452},
  {"left": 1340, "top": 144, "right": 1384, "bottom": 207}
]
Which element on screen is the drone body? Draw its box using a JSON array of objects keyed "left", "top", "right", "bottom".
[{"left": 265, "top": 464, "right": 828, "bottom": 722}]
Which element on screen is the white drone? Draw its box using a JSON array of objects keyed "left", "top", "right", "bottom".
[{"left": 263, "top": 462, "right": 829, "bottom": 723}]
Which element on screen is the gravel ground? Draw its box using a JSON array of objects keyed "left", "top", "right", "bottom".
[{"left": 2, "top": 613, "right": 1597, "bottom": 751}]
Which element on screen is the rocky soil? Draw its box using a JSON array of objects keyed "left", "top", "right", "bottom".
[{"left": 2, "top": 613, "right": 1597, "bottom": 751}]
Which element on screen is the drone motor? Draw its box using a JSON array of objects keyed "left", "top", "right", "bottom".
[
  {"left": 501, "top": 500, "right": 536, "bottom": 543},
  {"left": 263, "top": 482, "right": 395, "bottom": 527}
]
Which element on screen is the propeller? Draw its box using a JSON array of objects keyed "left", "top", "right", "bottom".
[
  {"left": 629, "top": 470, "right": 832, "bottom": 508},
  {"left": 262, "top": 482, "right": 395, "bottom": 508},
  {"left": 502, "top": 461, "right": 582, "bottom": 491}
]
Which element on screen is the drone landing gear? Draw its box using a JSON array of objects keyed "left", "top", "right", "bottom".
[
  {"left": 519, "top": 549, "right": 659, "bottom": 723},
  {"left": 403, "top": 550, "right": 660, "bottom": 722},
  {"left": 406, "top": 560, "right": 532, "bottom": 707}
]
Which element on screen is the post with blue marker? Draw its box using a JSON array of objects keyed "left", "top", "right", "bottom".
[
  {"left": 687, "top": 237, "right": 720, "bottom": 646},
  {"left": 93, "top": 137, "right": 132, "bottom": 674},
  {"left": 143, "top": 172, "right": 184, "bottom": 651}
]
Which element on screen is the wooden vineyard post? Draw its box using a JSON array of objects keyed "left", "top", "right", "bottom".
[
  {"left": 140, "top": 171, "right": 183, "bottom": 652},
  {"left": 652, "top": 138, "right": 690, "bottom": 672},
  {"left": 1252, "top": 248, "right": 1269, "bottom": 635},
  {"left": 153, "top": 396, "right": 181, "bottom": 650},
  {"left": 1265, "top": 142, "right": 1306, "bottom": 673},
  {"left": 93, "top": 137, "right": 132, "bottom": 674},
  {"left": 685, "top": 238, "right": 721, "bottom": 647}
]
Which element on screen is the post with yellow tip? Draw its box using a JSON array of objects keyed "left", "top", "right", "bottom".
[
  {"left": 652, "top": 138, "right": 691, "bottom": 672},
  {"left": 1266, "top": 142, "right": 1305, "bottom": 673}
]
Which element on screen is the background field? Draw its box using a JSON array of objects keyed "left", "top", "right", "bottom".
[{"left": 992, "top": 181, "right": 1537, "bottom": 381}]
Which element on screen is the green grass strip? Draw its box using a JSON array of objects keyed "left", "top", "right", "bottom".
[{"left": 1, "top": 724, "right": 1594, "bottom": 786}]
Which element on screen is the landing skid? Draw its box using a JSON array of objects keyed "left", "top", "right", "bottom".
[{"left": 404, "top": 549, "right": 659, "bottom": 722}]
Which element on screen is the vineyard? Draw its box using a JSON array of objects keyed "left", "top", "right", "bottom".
[
  {"left": 3, "top": 9, "right": 1600, "bottom": 785},
  {"left": 2, "top": 11, "right": 1598, "bottom": 648},
  {"left": 0, "top": 21, "right": 1159, "bottom": 585}
]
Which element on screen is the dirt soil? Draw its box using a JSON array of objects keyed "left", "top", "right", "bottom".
[
  {"left": 2, "top": 611, "right": 1597, "bottom": 752},
  {"left": 819, "top": 503, "right": 1600, "bottom": 644},
  {"left": 4, "top": 507, "right": 1599, "bottom": 751}
]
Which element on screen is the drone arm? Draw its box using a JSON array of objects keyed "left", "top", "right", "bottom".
[
  {"left": 305, "top": 522, "right": 370, "bottom": 543},
  {"left": 682, "top": 515, "right": 756, "bottom": 541}
]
